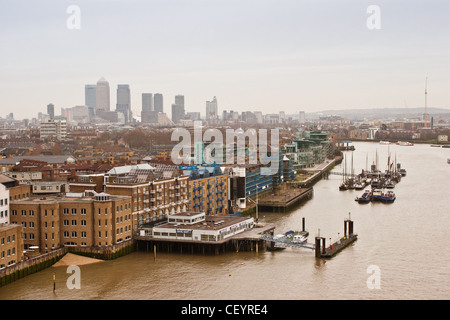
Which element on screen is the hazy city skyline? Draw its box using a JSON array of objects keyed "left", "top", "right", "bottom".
[{"left": 1, "top": 0, "right": 449, "bottom": 120}]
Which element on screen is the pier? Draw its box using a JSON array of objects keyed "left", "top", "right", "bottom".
[
  {"left": 315, "top": 216, "right": 357, "bottom": 258},
  {"left": 134, "top": 221, "right": 276, "bottom": 255}
]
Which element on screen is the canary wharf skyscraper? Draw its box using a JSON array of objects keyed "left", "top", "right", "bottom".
[
  {"left": 85, "top": 84, "right": 96, "bottom": 119},
  {"left": 154, "top": 93, "right": 163, "bottom": 113},
  {"left": 116, "top": 84, "right": 132, "bottom": 123},
  {"left": 95, "top": 77, "right": 110, "bottom": 112}
]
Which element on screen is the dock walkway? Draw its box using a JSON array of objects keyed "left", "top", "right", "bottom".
[{"left": 257, "top": 187, "right": 313, "bottom": 211}]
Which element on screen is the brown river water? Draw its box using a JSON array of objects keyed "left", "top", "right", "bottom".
[{"left": 1, "top": 142, "right": 449, "bottom": 300}]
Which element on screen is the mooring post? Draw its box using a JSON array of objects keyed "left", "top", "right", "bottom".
[
  {"left": 315, "top": 237, "right": 322, "bottom": 258},
  {"left": 302, "top": 217, "right": 305, "bottom": 232},
  {"left": 153, "top": 245, "right": 156, "bottom": 261},
  {"left": 344, "top": 220, "right": 348, "bottom": 238},
  {"left": 52, "top": 273, "right": 56, "bottom": 293}
]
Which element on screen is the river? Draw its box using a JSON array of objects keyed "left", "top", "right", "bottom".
[{"left": 1, "top": 142, "right": 449, "bottom": 300}]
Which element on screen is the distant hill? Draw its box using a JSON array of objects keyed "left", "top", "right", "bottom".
[{"left": 308, "top": 107, "right": 450, "bottom": 120}]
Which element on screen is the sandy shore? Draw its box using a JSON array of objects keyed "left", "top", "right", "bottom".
[{"left": 52, "top": 253, "right": 104, "bottom": 267}]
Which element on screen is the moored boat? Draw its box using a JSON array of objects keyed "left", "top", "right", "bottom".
[
  {"left": 381, "top": 190, "right": 396, "bottom": 203},
  {"left": 356, "top": 190, "right": 372, "bottom": 204},
  {"left": 385, "top": 180, "right": 395, "bottom": 189},
  {"left": 371, "top": 189, "right": 383, "bottom": 201},
  {"left": 396, "top": 141, "right": 414, "bottom": 146}
]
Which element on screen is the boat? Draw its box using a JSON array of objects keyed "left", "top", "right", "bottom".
[
  {"left": 285, "top": 230, "right": 309, "bottom": 244},
  {"left": 371, "top": 189, "right": 383, "bottom": 201},
  {"left": 431, "top": 144, "right": 441, "bottom": 147},
  {"left": 339, "top": 183, "right": 349, "bottom": 191},
  {"left": 396, "top": 141, "right": 414, "bottom": 146},
  {"left": 381, "top": 190, "right": 396, "bottom": 203},
  {"left": 379, "top": 141, "right": 391, "bottom": 145},
  {"left": 448, "top": 158, "right": 450, "bottom": 164},
  {"left": 354, "top": 181, "right": 365, "bottom": 190},
  {"left": 385, "top": 180, "right": 395, "bottom": 189},
  {"left": 356, "top": 190, "right": 372, "bottom": 204},
  {"left": 292, "top": 234, "right": 308, "bottom": 244}
]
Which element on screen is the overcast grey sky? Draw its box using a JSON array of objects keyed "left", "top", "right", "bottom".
[{"left": 1, "top": 0, "right": 449, "bottom": 120}]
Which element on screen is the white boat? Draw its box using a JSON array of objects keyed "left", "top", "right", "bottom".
[
  {"left": 396, "top": 141, "right": 414, "bottom": 146},
  {"left": 379, "top": 141, "right": 391, "bottom": 145},
  {"left": 292, "top": 235, "right": 308, "bottom": 244}
]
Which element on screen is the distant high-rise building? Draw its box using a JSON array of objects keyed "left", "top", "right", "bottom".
[
  {"left": 206, "top": 96, "right": 218, "bottom": 120},
  {"left": 47, "top": 103, "right": 54, "bottom": 120},
  {"left": 96, "top": 77, "right": 110, "bottom": 112},
  {"left": 116, "top": 84, "right": 132, "bottom": 123},
  {"left": 85, "top": 84, "right": 97, "bottom": 119},
  {"left": 175, "top": 95, "right": 184, "bottom": 109},
  {"left": 171, "top": 95, "right": 185, "bottom": 124},
  {"left": 40, "top": 119, "right": 67, "bottom": 140},
  {"left": 154, "top": 93, "right": 163, "bottom": 113},
  {"left": 299, "top": 111, "right": 306, "bottom": 124},
  {"left": 142, "top": 93, "right": 153, "bottom": 112}
]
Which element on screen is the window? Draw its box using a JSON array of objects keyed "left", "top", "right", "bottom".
[
  {"left": 81, "top": 232, "right": 86, "bottom": 238},
  {"left": 63, "top": 231, "right": 69, "bottom": 238},
  {"left": 21, "top": 210, "right": 26, "bottom": 216},
  {"left": 63, "top": 208, "right": 69, "bottom": 215},
  {"left": 71, "top": 220, "right": 77, "bottom": 226},
  {"left": 29, "top": 210, "right": 34, "bottom": 216},
  {"left": 63, "top": 220, "right": 69, "bottom": 226},
  {"left": 81, "top": 220, "right": 86, "bottom": 226},
  {"left": 71, "top": 208, "right": 77, "bottom": 215},
  {"left": 71, "top": 231, "right": 77, "bottom": 238},
  {"left": 81, "top": 208, "right": 86, "bottom": 215}
]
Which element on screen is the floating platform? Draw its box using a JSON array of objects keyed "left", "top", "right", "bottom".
[
  {"left": 315, "top": 218, "right": 357, "bottom": 258},
  {"left": 316, "top": 234, "right": 357, "bottom": 258}
]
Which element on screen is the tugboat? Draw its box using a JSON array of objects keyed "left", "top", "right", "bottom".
[{"left": 355, "top": 189, "right": 372, "bottom": 204}]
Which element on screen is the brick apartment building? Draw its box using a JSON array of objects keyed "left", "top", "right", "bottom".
[{"left": 9, "top": 192, "right": 132, "bottom": 253}]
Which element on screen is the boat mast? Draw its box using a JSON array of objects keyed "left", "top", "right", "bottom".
[{"left": 424, "top": 77, "right": 428, "bottom": 128}]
